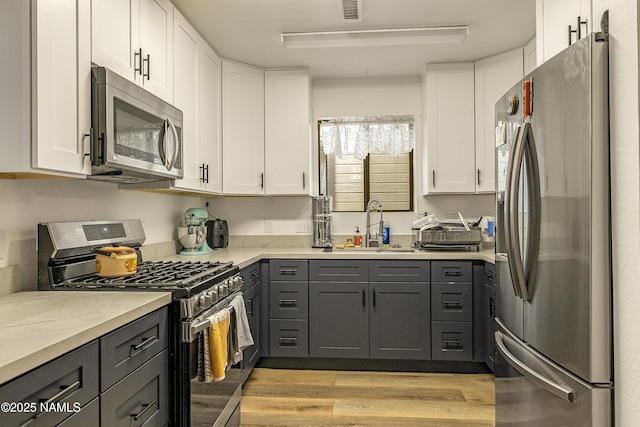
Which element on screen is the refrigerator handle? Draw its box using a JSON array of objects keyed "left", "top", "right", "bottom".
[
  {"left": 503, "top": 126, "right": 521, "bottom": 298},
  {"left": 495, "top": 330, "right": 576, "bottom": 403},
  {"left": 506, "top": 124, "right": 529, "bottom": 300},
  {"left": 523, "top": 123, "right": 542, "bottom": 298}
]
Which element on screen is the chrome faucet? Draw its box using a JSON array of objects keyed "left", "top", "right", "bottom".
[{"left": 365, "top": 199, "right": 383, "bottom": 247}]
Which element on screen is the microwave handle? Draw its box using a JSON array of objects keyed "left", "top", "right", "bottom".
[
  {"left": 166, "top": 118, "right": 180, "bottom": 171},
  {"left": 158, "top": 121, "right": 168, "bottom": 169}
]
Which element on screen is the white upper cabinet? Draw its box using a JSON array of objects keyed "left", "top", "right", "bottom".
[
  {"left": 424, "top": 63, "right": 476, "bottom": 194},
  {"left": 536, "top": 0, "right": 610, "bottom": 65},
  {"left": 0, "top": 0, "right": 91, "bottom": 177},
  {"left": 264, "top": 70, "right": 311, "bottom": 195},
  {"left": 171, "top": 11, "right": 222, "bottom": 194},
  {"left": 222, "top": 61, "right": 265, "bottom": 195},
  {"left": 474, "top": 48, "right": 524, "bottom": 193},
  {"left": 92, "top": 0, "right": 173, "bottom": 102}
]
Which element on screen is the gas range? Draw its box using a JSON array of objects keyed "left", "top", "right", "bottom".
[{"left": 37, "top": 219, "right": 242, "bottom": 319}]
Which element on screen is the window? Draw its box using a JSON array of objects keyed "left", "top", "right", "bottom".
[{"left": 318, "top": 116, "right": 414, "bottom": 212}]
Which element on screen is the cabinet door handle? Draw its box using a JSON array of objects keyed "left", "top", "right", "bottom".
[
  {"left": 130, "top": 335, "right": 157, "bottom": 356},
  {"left": 131, "top": 400, "right": 156, "bottom": 421},
  {"left": 302, "top": 172, "right": 306, "bottom": 189},
  {"left": 432, "top": 170, "right": 436, "bottom": 188},
  {"left": 260, "top": 172, "right": 264, "bottom": 189},
  {"left": 143, "top": 54, "right": 150, "bottom": 80},
  {"left": 247, "top": 298, "right": 254, "bottom": 316},
  {"left": 477, "top": 168, "right": 481, "bottom": 186},
  {"left": 36, "top": 380, "right": 81, "bottom": 417},
  {"left": 373, "top": 289, "right": 376, "bottom": 308},
  {"left": 134, "top": 48, "right": 143, "bottom": 75},
  {"left": 577, "top": 15, "right": 587, "bottom": 39}
]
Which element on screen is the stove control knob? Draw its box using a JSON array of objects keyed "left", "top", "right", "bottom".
[
  {"left": 219, "top": 283, "right": 229, "bottom": 297},
  {"left": 208, "top": 289, "right": 219, "bottom": 304},
  {"left": 233, "top": 276, "right": 244, "bottom": 290},
  {"left": 198, "top": 294, "right": 209, "bottom": 308}
]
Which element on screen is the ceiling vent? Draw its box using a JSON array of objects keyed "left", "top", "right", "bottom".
[{"left": 339, "top": 0, "right": 362, "bottom": 22}]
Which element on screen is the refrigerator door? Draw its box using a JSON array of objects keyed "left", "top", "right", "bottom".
[
  {"left": 495, "top": 82, "right": 524, "bottom": 339},
  {"left": 523, "top": 33, "right": 611, "bottom": 384},
  {"left": 495, "top": 321, "right": 612, "bottom": 427}
]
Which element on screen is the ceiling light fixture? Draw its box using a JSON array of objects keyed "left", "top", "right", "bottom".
[{"left": 281, "top": 26, "right": 469, "bottom": 49}]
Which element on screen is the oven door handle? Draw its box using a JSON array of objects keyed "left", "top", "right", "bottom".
[{"left": 182, "top": 291, "right": 241, "bottom": 343}]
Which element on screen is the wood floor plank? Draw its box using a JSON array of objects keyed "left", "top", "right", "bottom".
[{"left": 241, "top": 368, "right": 496, "bottom": 427}]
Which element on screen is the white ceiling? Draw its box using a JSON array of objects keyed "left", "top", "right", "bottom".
[{"left": 172, "top": 0, "right": 536, "bottom": 78}]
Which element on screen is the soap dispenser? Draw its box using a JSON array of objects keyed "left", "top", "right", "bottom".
[{"left": 354, "top": 226, "right": 362, "bottom": 247}]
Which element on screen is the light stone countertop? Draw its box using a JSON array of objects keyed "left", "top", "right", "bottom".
[
  {"left": 0, "top": 291, "right": 171, "bottom": 385},
  {"left": 151, "top": 245, "right": 496, "bottom": 269}
]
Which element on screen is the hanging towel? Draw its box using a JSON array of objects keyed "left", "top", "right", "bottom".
[
  {"left": 229, "top": 293, "right": 254, "bottom": 364},
  {"left": 208, "top": 309, "right": 231, "bottom": 381},
  {"left": 196, "top": 327, "right": 216, "bottom": 383}
]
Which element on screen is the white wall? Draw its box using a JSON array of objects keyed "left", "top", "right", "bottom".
[
  {"left": 0, "top": 178, "right": 203, "bottom": 292},
  {"left": 609, "top": 0, "right": 640, "bottom": 424},
  {"left": 210, "top": 76, "right": 494, "bottom": 237}
]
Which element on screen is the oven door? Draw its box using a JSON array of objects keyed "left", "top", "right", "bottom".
[{"left": 181, "top": 296, "right": 243, "bottom": 427}]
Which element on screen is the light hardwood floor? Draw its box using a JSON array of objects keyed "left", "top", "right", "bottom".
[{"left": 240, "top": 368, "right": 495, "bottom": 426}]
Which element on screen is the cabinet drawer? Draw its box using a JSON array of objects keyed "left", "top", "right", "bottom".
[
  {"left": 309, "top": 260, "right": 368, "bottom": 282},
  {"left": 431, "top": 283, "right": 473, "bottom": 321},
  {"left": 269, "top": 319, "right": 309, "bottom": 357},
  {"left": 431, "top": 261, "right": 473, "bottom": 283},
  {"left": 100, "top": 307, "right": 168, "bottom": 391},
  {"left": 100, "top": 349, "right": 169, "bottom": 427},
  {"left": 431, "top": 322, "right": 473, "bottom": 361},
  {"left": 269, "top": 281, "right": 308, "bottom": 319},
  {"left": 0, "top": 341, "right": 99, "bottom": 427},
  {"left": 269, "top": 260, "right": 308, "bottom": 281},
  {"left": 241, "top": 262, "right": 261, "bottom": 289},
  {"left": 369, "top": 260, "right": 430, "bottom": 282}
]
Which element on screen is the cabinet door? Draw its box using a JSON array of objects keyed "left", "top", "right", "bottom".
[
  {"left": 369, "top": 282, "right": 430, "bottom": 360},
  {"left": 222, "top": 61, "right": 265, "bottom": 195},
  {"left": 172, "top": 12, "right": 201, "bottom": 190},
  {"left": 198, "top": 43, "right": 223, "bottom": 193},
  {"left": 91, "top": 0, "right": 139, "bottom": 83},
  {"left": 309, "top": 282, "right": 369, "bottom": 358},
  {"left": 243, "top": 284, "right": 261, "bottom": 377},
  {"left": 264, "top": 69, "right": 311, "bottom": 195},
  {"left": 474, "top": 48, "right": 524, "bottom": 193},
  {"left": 32, "top": 0, "right": 91, "bottom": 176},
  {"left": 536, "top": 0, "right": 583, "bottom": 65},
  {"left": 424, "top": 63, "right": 475, "bottom": 194},
  {"left": 138, "top": 0, "right": 173, "bottom": 101}
]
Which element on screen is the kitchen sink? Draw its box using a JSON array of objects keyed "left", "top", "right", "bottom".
[{"left": 338, "top": 246, "right": 417, "bottom": 253}]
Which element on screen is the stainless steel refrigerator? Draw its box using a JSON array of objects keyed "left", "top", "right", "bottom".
[{"left": 494, "top": 32, "right": 612, "bottom": 426}]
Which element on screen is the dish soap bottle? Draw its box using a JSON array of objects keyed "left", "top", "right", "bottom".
[{"left": 354, "top": 226, "right": 362, "bottom": 247}]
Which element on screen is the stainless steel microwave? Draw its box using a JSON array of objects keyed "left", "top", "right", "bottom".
[{"left": 89, "top": 66, "right": 183, "bottom": 183}]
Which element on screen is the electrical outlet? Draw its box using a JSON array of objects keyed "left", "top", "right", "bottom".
[
  {"left": 264, "top": 220, "right": 274, "bottom": 233},
  {"left": 295, "top": 220, "right": 310, "bottom": 233}
]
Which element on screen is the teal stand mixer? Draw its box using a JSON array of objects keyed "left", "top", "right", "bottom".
[{"left": 177, "top": 208, "right": 214, "bottom": 255}]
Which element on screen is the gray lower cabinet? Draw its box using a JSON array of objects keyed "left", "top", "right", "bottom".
[
  {"left": 431, "top": 261, "right": 474, "bottom": 361},
  {"left": 0, "top": 340, "right": 100, "bottom": 427},
  {"left": 0, "top": 306, "right": 170, "bottom": 427},
  {"left": 269, "top": 260, "right": 309, "bottom": 357},
  {"left": 309, "top": 260, "right": 430, "bottom": 360},
  {"left": 309, "top": 281, "right": 369, "bottom": 358},
  {"left": 240, "top": 262, "right": 262, "bottom": 382}
]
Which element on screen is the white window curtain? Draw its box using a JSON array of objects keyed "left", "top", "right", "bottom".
[{"left": 320, "top": 115, "right": 415, "bottom": 160}]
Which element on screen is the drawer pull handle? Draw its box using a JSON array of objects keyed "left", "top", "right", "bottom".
[
  {"left": 131, "top": 400, "right": 156, "bottom": 421},
  {"left": 442, "top": 340, "right": 463, "bottom": 351},
  {"left": 279, "top": 269, "right": 297, "bottom": 275},
  {"left": 36, "top": 380, "right": 81, "bottom": 417},
  {"left": 247, "top": 298, "right": 254, "bottom": 316},
  {"left": 279, "top": 337, "right": 297, "bottom": 346},
  {"left": 251, "top": 270, "right": 259, "bottom": 278},
  {"left": 443, "top": 271, "right": 463, "bottom": 276},
  {"left": 279, "top": 299, "right": 297, "bottom": 307},
  {"left": 130, "top": 335, "right": 157, "bottom": 355},
  {"left": 443, "top": 302, "right": 463, "bottom": 309}
]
